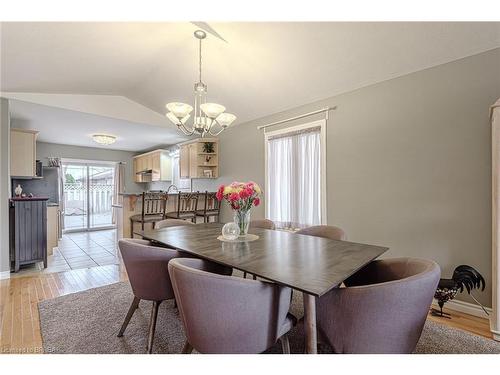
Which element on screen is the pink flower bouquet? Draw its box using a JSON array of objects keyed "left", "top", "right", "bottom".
[{"left": 216, "top": 181, "right": 262, "bottom": 236}]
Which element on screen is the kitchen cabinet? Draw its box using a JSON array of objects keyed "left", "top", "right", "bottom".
[
  {"left": 9, "top": 197, "right": 47, "bottom": 272},
  {"left": 180, "top": 144, "right": 190, "bottom": 178},
  {"left": 10, "top": 128, "right": 38, "bottom": 177},
  {"left": 178, "top": 138, "right": 219, "bottom": 179},
  {"left": 189, "top": 143, "right": 198, "bottom": 178},
  {"left": 133, "top": 149, "right": 172, "bottom": 182}
]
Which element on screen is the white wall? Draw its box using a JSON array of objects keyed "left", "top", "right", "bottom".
[{"left": 0, "top": 98, "right": 11, "bottom": 274}]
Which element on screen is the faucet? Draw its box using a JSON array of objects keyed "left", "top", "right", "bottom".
[{"left": 166, "top": 184, "right": 179, "bottom": 194}]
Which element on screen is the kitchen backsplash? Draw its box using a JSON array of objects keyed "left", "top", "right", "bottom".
[{"left": 148, "top": 179, "right": 220, "bottom": 193}]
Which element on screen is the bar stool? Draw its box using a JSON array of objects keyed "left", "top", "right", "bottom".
[{"left": 195, "top": 191, "right": 221, "bottom": 223}]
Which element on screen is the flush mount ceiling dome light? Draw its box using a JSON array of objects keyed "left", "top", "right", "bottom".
[
  {"left": 165, "top": 30, "right": 236, "bottom": 137},
  {"left": 92, "top": 134, "right": 116, "bottom": 145}
]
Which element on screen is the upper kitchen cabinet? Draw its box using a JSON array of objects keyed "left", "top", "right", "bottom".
[
  {"left": 178, "top": 138, "right": 219, "bottom": 179},
  {"left": 10, "top": 128, "right": 38, "bottom": 178},
  {"left": 133, "top": 149, "right": 172, "bottom": 182}
]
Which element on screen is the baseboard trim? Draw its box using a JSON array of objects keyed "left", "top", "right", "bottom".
[
  {"left": 432, "top": 298, "right": 492, "bottom": 319},
  {"left": 0, "top": 271, "right": 11, "bottom": 280}
]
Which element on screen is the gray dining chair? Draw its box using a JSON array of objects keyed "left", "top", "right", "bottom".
[
  {"left": 155, "top": 218, "right": 195, "bottom": 230},
  {"left": 249, "top": 219, "right": 276, "bottom": 230},
  {"left": 243, "top": 219, "right": 276, "bottom": 279},
  {"left": 316, "top": 257, "right": 440, "bottom": 353},
  {"left": 117, "top": 239, "right": 230, "bottom": 353},
  {"left": 168, "top": 258, "right": 295, "bottom": 354},
  {"left": 296, "top": 224, "right": 346, "bottom": 240}
]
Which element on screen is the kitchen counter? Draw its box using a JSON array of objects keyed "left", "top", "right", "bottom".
[
  {"left": 10, "top": 196, "right": 49, "bottom": 201},
  {"left": 115, "top": 191, "right": 217, "bottom": 239}
]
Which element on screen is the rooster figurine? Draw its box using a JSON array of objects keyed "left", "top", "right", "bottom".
[{"left": 431, "top": 265, "right": 486, "bottom": 318}]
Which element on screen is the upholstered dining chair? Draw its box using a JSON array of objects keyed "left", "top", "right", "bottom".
[
  {"left": 316, "top": 257, "right": 440, "bottom": 353},
  {"left": 249, "top": 219, "right": 276, "bottom": 230},
  {"left": 117, "top": 239, "right": 230, "bottom": 353},
  {"left": 155, "top": 218, "right": 195, "bottom": 230},
  {"left": 295, "top": 224, "right": 346, "bottom": 240},
  {"left": 243, "top": 219, "right": 276, "bottom": 279},
  {"left": 168, "top": 258, "right": 295, "bottom": 354}
]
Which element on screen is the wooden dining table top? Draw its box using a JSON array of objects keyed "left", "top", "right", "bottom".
[{"left": 135, "top": 223, "right": 389, "bottom": 297}]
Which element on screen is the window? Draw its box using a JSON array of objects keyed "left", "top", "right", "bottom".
[{"left": 265, "top": 120, "right": 326, "bottom": 230}]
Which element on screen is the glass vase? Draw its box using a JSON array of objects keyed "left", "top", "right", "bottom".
[{"left": 233, "top": 209, "right": 251, "bottom": 237}]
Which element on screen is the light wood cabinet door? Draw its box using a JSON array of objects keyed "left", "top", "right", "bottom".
[
  {"left": 10, "top": 129, "right": 37, "bottom": 177},
  {"left": 151, "top": 152, "right": 161, "bottom": 181},
  {"left": 189, "top": 143, "right": 198, "bottom": 178},
  {"left": 133, "top": 158, "right": 141, "bottom": 182},
  {"left": 145, "top": 154, "right": 153, "bottom": 171},
  {"left": 159, "top": 152, "right": 172, "bottom": 181},
  {"left": 179, "top": 145, "right": 190, "bottom": 178}
]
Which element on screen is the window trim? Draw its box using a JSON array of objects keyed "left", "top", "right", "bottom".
[{"left": 264, "top": 119, "right": 327, "bottom": 226}]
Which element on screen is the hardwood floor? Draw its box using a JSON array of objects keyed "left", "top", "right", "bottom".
[
  {"left": 0, "top": 263, "right": 494, "bottom": 354},
  {"left": 0, "top": 264, "right": 127, "bottom": 354}
]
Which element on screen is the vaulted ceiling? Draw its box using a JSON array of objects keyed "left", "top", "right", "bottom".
[{"left": 1, "top": 22, "right": 499, "bottom": 150}]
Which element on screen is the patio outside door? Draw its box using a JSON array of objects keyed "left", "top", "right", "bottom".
[{"left": 62, "top": 161, "right": 115, "bottom": 232}]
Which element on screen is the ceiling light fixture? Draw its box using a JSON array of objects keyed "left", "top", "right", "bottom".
[
  {"left": 165, "top": 30, "right": 236, "bottom": 137},
  {"left": 92, "top": 134, "right": 116, "bottom": 145}
]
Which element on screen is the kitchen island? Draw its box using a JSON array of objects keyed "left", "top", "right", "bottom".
[{"left": 113, "top": 191, "right": 218, "bottom": 239}]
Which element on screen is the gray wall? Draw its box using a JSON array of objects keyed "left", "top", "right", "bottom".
[
  {"left": 218, "top": 48, "right": 500, "bottom": 306},
  {"left": 36, "top": 142, "right": 143, "bottom": 194},
  {"left": 0, "top": 98, "right": 10, "bottom": 274}
]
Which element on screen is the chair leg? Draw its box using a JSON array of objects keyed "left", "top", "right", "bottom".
[
  {"left": 280, "top": 334, "right": 290, "bottom": 354},
  {"left": 243, "top": 272, "right": 247, "bottom": 278},
  {"left": 146, "top": 301, "right": 161, "bottom": 354},
  {"left": 117, "top": 296, "right": 140, "bottom": 337},
  {"left": 130, "top": 220, "right": 134, "bottom": 238},
  {"left": 182, "top": 340, "right": 193, "bottom": 354},
  {"left": 253, "top": 275, "right": 257, "bottom": 280}
]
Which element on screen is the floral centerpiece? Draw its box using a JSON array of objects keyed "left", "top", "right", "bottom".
[{"left": 216, "top": 181, "right": 261, "bottom": 236}]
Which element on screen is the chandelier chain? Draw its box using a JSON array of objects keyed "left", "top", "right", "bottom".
[{"left": 199, "top": 37, "right": 202, "bottom": 83}]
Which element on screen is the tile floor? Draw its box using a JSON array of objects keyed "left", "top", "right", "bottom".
[{"left": 15, "top": 229, "right": 119, "bottom": 276}]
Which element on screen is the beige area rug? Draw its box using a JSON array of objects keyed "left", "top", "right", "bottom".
[{"left": 38, "top": 281, "right": 500, "bottom": 354}]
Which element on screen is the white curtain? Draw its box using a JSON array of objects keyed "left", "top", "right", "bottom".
[
  {"left": 266, "top": 126, "right": 321, "bottom": 229},
  {"left": 112, "top": 163, "right": 125, "bottom": 224}
]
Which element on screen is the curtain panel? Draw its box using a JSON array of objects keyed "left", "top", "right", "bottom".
[
  {"left": 266, "top": 127, "right": 321, "bottom": 230},
  {"left": 112, "top": 163, "right": 125, "bottom": 225}
]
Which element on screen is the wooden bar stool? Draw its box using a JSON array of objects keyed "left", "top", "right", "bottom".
[
  {"left": 165, "top": 191, "right": 199, "bottom": 223},
  {"left": 195, "top": 191, "right": 221, "bottom": 223},
  {"left": 130, "top": 192, "right": 167, "bottom": 238}
]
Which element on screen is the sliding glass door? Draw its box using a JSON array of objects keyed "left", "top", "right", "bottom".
[{"left": 62, "top": 161, "right": 115, "bottom": 232}]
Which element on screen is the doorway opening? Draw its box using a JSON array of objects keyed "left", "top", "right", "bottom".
[{"left": 61, "top": 160, "right": 116, "bottom": 233}]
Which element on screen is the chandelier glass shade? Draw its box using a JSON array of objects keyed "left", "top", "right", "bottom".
[{"left": 165, "top": 30, "right": 236, "bottom": 137}]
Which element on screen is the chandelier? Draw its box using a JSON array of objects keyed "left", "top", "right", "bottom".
[{"left": 165, "top": 30, "right": 236, "bottom": 137}]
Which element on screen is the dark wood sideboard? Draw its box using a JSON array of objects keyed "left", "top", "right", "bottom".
[{"left": 9, "top": 197, "right": 48, "bottom": 272}]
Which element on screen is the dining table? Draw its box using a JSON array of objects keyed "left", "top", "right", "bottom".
[{"left": 135, "top": 222, "right": 389, "bottom": 354}]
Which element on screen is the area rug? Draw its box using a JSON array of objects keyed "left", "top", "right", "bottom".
[{"left": 38, "top": 281, "right": 500, "bottom": 354}]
